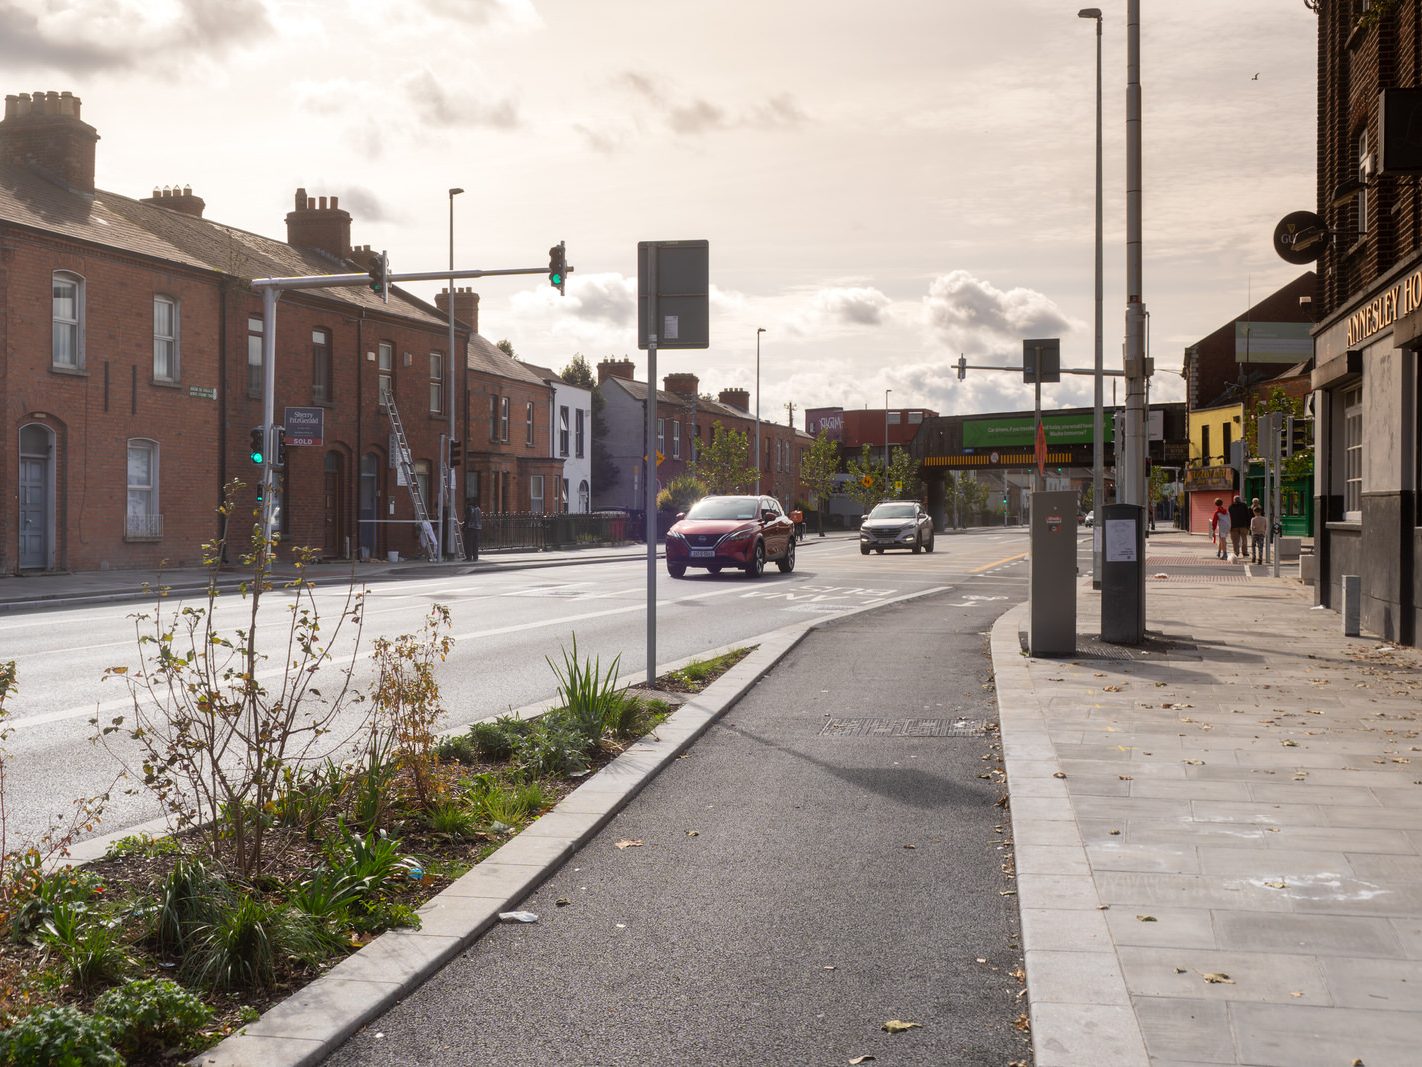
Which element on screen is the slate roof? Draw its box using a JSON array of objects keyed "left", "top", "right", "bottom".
[
  {"left": 0, "top": 162, "right": 446, "bottom": 327},
  {"left": 464, "top": 334, "right": 548, "bottom": 386}
]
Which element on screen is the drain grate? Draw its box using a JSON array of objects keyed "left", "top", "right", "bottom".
[{"left": 819, "top": 717, "right": 988, "bottom": 738}]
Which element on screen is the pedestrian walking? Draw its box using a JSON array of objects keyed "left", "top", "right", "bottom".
[
  {"left": 1210, "top": 497, "right": 1230, "bottom": 560},
  {"left": 790, "top": 508, "right": 805, "bottom": 543},
  {"left": 1227, "top": 495, "right": 1251, "bottom": 561},
  {"left": 1250, "top": 504, "right": 1267, "bottom": 564},
  {"left": 464, "top": 501, "right": 482, "bottom": 561}
]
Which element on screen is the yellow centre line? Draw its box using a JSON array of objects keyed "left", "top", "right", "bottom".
[{"left": 971, "top": 551, "right": 1028, "bottom": 574}]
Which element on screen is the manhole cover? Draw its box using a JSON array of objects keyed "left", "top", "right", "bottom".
[{"left": 819, "top": 717, "right": 988, "bottom": 737}]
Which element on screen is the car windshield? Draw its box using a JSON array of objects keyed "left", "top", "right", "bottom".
[
  {"left": 868, "top": 503, "right": 917, "bottom": 520},
  {"left": 686, "top": 497, "right": 758, "bottom": 521}
]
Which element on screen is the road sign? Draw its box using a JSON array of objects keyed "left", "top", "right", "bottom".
[
  {"left": 1023, "top": 339, "right": 1061, "bottom": 383},
  {"left": 638, "top": 240, "right": 709, "bottom": 350},
  {"left": 284, "top": 406, "right": 325, "bottom": 447},
  {"left": 861, "top": 474, "right": 874, "bottom": 489}
]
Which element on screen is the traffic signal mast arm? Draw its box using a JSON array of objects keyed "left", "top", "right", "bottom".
[
  {"left": 957, "top": 362, "right": 1125, "bottom": 377},
  {"left": 252, "top": 263, "right": 573, "bottom": 293}
]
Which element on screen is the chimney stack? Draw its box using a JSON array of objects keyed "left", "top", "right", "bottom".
[
  {"left": 598, "top": 357, "right": 636, "bottom": 384},
  {"left": 436, "top": 287, "right": 480, "bottom": 335},
  {"left": 663, "top": 373, "right": 700, "bottom": 398},
  {"left": 285, "top": 187, "right": 352, "bottom": 259},
  {"left": 141, "top": 184, "right": 206, "bottom": 218},
  {"left": 718, "top": 387, "right": 750, "bottom": 412},
  {"left": 0, "top": 91, "right": 98, "bottom": 192}
]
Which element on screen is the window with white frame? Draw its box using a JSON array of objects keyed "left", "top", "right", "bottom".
[
  {"left": 530, "top": 474, "right": 545, "bottom": 514},
  {"left": 53, "top": 271, "right": 84, "bottom": 370},
  {"left": 575, "top": 409, "right": 586, "bottom": 458},
  {"left": 1357, "top": 130, "right": 1372, "bottom": 238},
  {"left": 1344, "top": 385, "right": 1363, "bottom": 517},
  {"left": 247, "top": 315, "right": 263, "bottom": 396},
  {"left": 657, "top": 418, "right": 665, "bottom": 455},
  {"left": 561, "top": 478, "right": 569, "bottom": 513},
  {"left": 312, "top": 328, "right": 332, "bottom": 403},
  {"left": 500, "top": 396, "right": 510, "bottom": 442},
  {"left": 559, "top": 405, "right": 570, "bottom": 457},
  {"left": 526, "top": 400, "right": 535, "bottom": 446},
  {"left": 429, "top": 351, "right": 444, "bottom": 414},
  {"left": 672, "top": 420, "right": 681, "bottom": 459},
  {"left": 489, "top": 394, "right": 500, "bottom": 441},
  {"left": 126, "top": 439, "right": 160, "bottom": 538},
  {"left": 578, "top": 479, "right": 590, "bottom": 511},
  {"left": 153, "top": 295, "right": 179, "bottom": 381},
  {"left": 378, "top": 342, "right": 394, "bottom": 406}
]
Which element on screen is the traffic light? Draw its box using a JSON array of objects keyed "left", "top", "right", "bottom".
[
  {"left": 1284, "top": 415, "right": 1308, "bottom": 458},
  {"left": 248, "top": 426, "right": 265, "bottom": 465},
  {"left": 272, "top": 426, "right": 287, "bottom": 470},
  {"left": 548, "top": 241, "right": 567, "bottom": 295},
  {"left": 448, "top": 439, "right": 462, "bottom": 468},
  {"left": 368, "top": 250, "right": 390, "bottom": 302},
  {"left": 957, "top": 355, "right": 967, "bottom": 381}
]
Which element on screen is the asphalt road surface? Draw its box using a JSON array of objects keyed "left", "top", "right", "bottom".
[{"left": 325, "top": 562, "right": 1040, "bottom": 1066}]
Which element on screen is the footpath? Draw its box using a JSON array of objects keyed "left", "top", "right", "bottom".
[{"left": 998, "top": 529, "right": 1422, "bottom": 1066}]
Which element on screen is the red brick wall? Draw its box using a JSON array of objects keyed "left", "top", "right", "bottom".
[{"left": 464, "top": 370, "right": 555, "bottom": 513}]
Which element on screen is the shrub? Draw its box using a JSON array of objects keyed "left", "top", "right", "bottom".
[
  {"left": 154, "top": 856, "right": 231, "bottom": 958},
  {"left": 465, "top": 777, "right": 530, "bottom": 830},
  {"left": 514, "top": 715, "right": 592, "bottom": 778},
  {"left": 94, "top": 977, "right": 213, "bottom": 1059},
  {"left": 423, "top": 800, "right": 478, "bottom": 837},
  {"left": 547, "top": 636, "right": 626, "bottom": 745},
  {"left": 40, "top": 900, "right": 131, "bottom": 993},
  {"left": 0, "top": 1006, "right": 120, "bottom": 1067},
  {"left": 183, "top": 894, "right": 328, "bottom": 992},
  {"left": 368, "top": 606, "right": 455, "bottom": 809},
  {"left": 103, "top": 833, "right": 183, "bottom": 860},
  {"left": 7, "top": 859, "right": 104, "bottom": 944},
  {"left": 434, "top": 732, "right": 480, "bottom": 765}
]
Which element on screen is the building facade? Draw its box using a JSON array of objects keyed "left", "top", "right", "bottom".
[
  {"left": 522, "top": 362, "right": 593, "bottom": 513},
  {"left": 0, "top": 91, "right": 467, "bottom": 573},
  {"left": 1310, "top": 2, "right": 1422, "bottom": 646}
]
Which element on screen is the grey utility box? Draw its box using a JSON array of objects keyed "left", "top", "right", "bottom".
[
  {"left": 1029, "top": 491, "right": 1078, "bottom": 656},
  {"left": 1100, "top": 503, "right": 1146, "bottom": 645}
]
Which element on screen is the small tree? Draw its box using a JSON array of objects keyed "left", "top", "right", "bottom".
[
  {"left": 884, "top": 446, "right": 922, "bottom": 501},
  {"left": 658, "top": 474, "right": 706, "bottom": 514},
  {"left": 844, "top": 444, "right": 883, "bottom": 517},
  {"left": 692, "top": 421, "right": 758, "bottom": 493},
  {"left": 799, "top": 431, "right": 840, "bottom": 536}
]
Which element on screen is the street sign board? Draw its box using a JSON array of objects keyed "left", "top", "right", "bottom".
[
  {"left": 638, "top": 240, "right": 709, "bottom": 350},
  {"left": 1023, "top": 338, "right": 1061, "bottom": 383},
  {"left": 284, "top": 406, "right": 325, "bottom": 447}
]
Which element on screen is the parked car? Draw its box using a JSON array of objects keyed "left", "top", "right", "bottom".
[
  {"left": 665, "top": 495, "right": 796, "bottom": 579},
  {"left": 859, "top": 501, "right": 935, "bottom": 555}
]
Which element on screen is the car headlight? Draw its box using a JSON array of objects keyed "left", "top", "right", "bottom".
[
  {"left": 666, "top": 530, "right": 686, "bottom": 541},
  {"left": 723, "top": 527, "right": 755, "bottom": 543}
]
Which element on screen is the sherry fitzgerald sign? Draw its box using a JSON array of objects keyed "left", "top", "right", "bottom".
[{"left": 1347, "top": 265, "right": 1422, "bottom": 347}]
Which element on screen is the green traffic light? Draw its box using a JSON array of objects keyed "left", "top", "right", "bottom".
[
  {"left": 250, "top": 450, "right": 263, "bottom": 464},
  {"left": 550, "top": 272, "right": 563, "bottom": 287}
]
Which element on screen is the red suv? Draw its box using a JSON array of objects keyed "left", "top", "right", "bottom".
[{"left": 665, "top": 495, "right": 796, "bottom": 579}]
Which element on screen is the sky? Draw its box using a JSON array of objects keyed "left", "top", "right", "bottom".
[{"left": 3, "top": 0, "right": 1319, "bottom": 427}]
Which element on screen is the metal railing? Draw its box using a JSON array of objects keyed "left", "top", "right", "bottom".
[
  {"left": 477, "top": 511, "right": 645, "bottom": 552},
  {"left": 125, "top": 513, "right": 164, "bottom": 540}
]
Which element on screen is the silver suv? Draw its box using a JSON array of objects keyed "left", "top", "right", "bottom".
[{"left": 860, "top": 501, "right": 935, "bottom": 555}]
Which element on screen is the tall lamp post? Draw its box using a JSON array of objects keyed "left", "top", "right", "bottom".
[
  {"left": 1078, "top": 7, "right": 1104, "bottom": 588},
  {"left": 755, "top": 327, "right": 765, "bottom": 494},
  {"left": 884, "top": 388, "right": 892, "bottom": 483},
  {"left": 444, "top": 186, "right": 464, "bottom": 559}
]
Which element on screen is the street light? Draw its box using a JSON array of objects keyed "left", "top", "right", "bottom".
[
  {"left": 445, "top": 186, "right": 464, "bottom": 560},
  {"left": 884, "top": 388, "right": 892, "bottom": 482},
  {"left": 1079, "top": 6, "right": 1104, "bottom": 588},
  {"left": 755, "top": 327, "right": 766, "bottom": 494}
]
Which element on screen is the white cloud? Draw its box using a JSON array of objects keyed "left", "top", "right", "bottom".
[{"left": 922, "top": 271, "right": 1076, "bottom": 354}]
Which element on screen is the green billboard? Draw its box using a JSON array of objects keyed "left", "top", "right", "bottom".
[{"left": 963, "top": 413, "right": 1112, "bottom": 448}]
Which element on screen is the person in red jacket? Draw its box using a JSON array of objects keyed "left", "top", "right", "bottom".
[{"left": 1209, "top": 498, "right": 1229, "bottom": 560}]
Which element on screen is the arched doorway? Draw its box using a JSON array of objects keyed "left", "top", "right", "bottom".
[
  {"left": 18, "top": 423, "right": 55, "bottom": 570},
  {"left": 323, "top": 451, "right": 349, "bottom": 559}
]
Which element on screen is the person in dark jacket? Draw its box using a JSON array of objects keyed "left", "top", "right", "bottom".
[
  {"left": 1227, "top": 495, "right": 1251, "bottom": 561},
  {"left": 464, "top": 502, "right": 482, "bottom": 561}
]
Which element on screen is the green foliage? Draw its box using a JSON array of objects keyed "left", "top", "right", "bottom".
[
  {"left": 884, "top": 446, "right": 922, "bottom": 501},
  {"left": 154, "top": 856, "right": 229, "bottom": 959},
  {"left": 601, "top": 696, "right": 665, "bottom": 741},
  {"left": 464, "top": 775, "right": 533, "bottom": 830},
  {"left": 103, "top": 833, "right": 182, "bottom": 861},
  {"left": 423, "top": 799, "right": 479, "bottom": 837},
  {"left": 660, "top": 648, "right": 752, "bottom": 691},
  {"left": 547, "top": 635, "right": 626, "bottom": 746},
  {"left": 691, "top": 421, "right": 758, "bottom": 493},
  {"left": 369, "top": 606, "right": 454, "bottom": 810},
  {"left": 39, "top": 900, "right": 132, "bottom": 993},
  {"left": 184, "top": 894, "right": 318, "bottom": 993},
  {"left": 94, "top": 977, "right": 213, "bottom": 1059},
  {"left": 271, "top": 761, "right": 347, "bottom": 839},
  {"left": 799, "top": 431, "right": 840, "bottom": 528},
  {"left": 7, "top": 860, "right": 104, "bottom": 944},
  {"left": 657, "top": 474, "right": 706, "bottom": 514},
  {"left": 844, "top": 444, "right": 884, "bottom": 515},
  {"left": 0, "top": 1005, "right": 121, "bottom": 1067},
  {"left": 514, "top": 715, "right": 592, "bottom": 778}
]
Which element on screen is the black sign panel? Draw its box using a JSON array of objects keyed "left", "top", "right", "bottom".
[
  {"left": 1273, "top": 210, "right": 1329, "bottom": 265},
  {"left": 1022, "top": 338, "right": 1061, "bottom": 383},
  {"left": 1381, "top": 88, "right": 1422, "bottom": 175},
  {"left": 637, "top": 240, "right": 709, "bottom": 350}
]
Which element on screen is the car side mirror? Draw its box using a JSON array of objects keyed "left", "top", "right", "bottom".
[
  {"left": 761, "top": 509, "right": 775, "bottom": 523},
  {"left": 675, "top": 512, "right": 685, "bottom": 521},
  {"left": 860, "top": 515, "right": 869, "bottom": 523}
]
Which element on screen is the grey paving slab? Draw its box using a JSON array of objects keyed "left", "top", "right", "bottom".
[
  {"left": 1016, "top": 872, "right": 1104, "bottom": 910},
  {"left": 1196, "top": 847, "right": 1354, "bottom": 880},
  {"left": 1030, "top": 1002, "right": 1150, "bottom": 1066},
  {"left": 1132, "top": 996, "right": 1235, "bottom": 1064},
  {"left": 1086, "top": 841, "right": 1201, "bottom": 875},
  {"left": 1105, "top": 908, "right": 1218, "bottom": 950},
  {"left": 1211, "top": 911, "right": 1405, "bottom": 958},
  {"left": 1319, "top": 955, "right": 1422, "bottom": 1011},
  {"left": 1019, "top": 907, "right": 1114, "bottom": 952},
  {"left": 1117, "top": 945, "right": 1330, "bottom": 1004},
  {"left": 1015, "top": 844, "right": 1093, "bottom": 876},
  {"left": 1095, "top": 871, "right": 1300, "bottom": 912},
  {"left": 1230, "top": 1001, "right": 1422, "bottom": 1066},
  {"left": 1025, "top": 948, "right": 1131, "bottom": 1006}
]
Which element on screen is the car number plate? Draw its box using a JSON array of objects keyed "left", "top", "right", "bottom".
[{"left": 690, "top": 548, "right": 713, "bottom": 558}]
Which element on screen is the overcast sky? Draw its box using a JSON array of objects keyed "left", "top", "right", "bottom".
[{"left": 5, "top": 0, "right": 1318, "bottom": 426}]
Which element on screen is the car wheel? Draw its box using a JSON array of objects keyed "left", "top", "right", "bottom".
[
  {"left": 707, "top": 565, "right": 722, "bottom": 574},
  {"left": 668, "top": 563, "right": 686, "bottom": 579},
  {"left": 912, "top": 534, "right": 922, "bottom": 555},
  {"left": 744, "top": 541, "right": 765, "bottom": 578},
  {"left": 776, "top": 538, "right": 795, "bottom": 573},
  {"left": 860, "top": 544, "right": 870, "bottom": 556},
  {"left": 925, "top": 532, "right": 935, "bottom": 554}
]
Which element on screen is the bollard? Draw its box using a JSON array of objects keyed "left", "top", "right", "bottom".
[{"left": 1341, "top": 574, "right": 1361, "bottom": 636}]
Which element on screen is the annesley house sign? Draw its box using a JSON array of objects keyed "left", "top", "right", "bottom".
[{"left": 1348, "top": 265, "right": 1422, "bottom": 346}]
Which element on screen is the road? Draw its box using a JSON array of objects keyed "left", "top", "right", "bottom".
[{"left": 0, "top": 527, "right": 1062, "bottom": 848}]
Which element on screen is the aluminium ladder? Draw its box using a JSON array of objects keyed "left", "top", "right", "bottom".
[{"left": 381, "top": 384, "right": 441, "bottom": 561}]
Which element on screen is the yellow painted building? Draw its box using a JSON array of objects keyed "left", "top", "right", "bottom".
[{"left": 1184, "top": 402, "right": 1242, "bottom": 532}]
